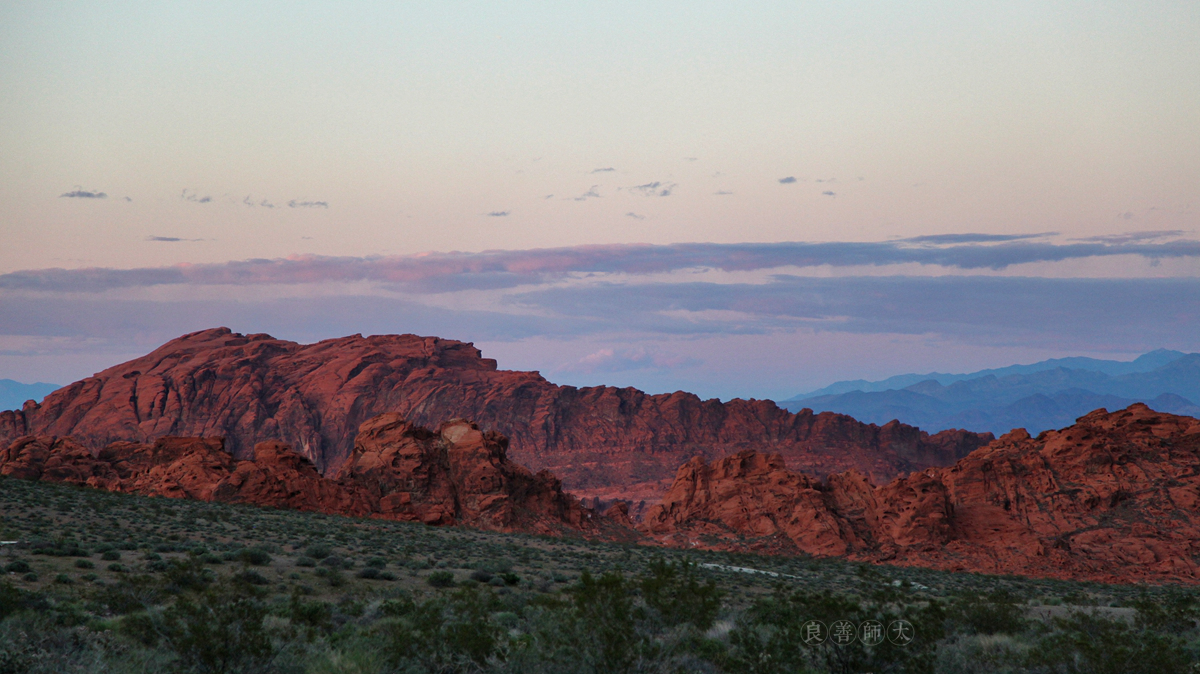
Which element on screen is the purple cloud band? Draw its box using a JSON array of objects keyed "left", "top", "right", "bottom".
[{"left": 2, "top": 237, "right": 1199, "bottom": 294}]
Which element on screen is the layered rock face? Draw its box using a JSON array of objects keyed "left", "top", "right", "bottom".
[
  {"left": 0, "top": 328, "right": 992, "bottom": 504},
  {"left": 642, "top": 404, "right": 1200, "bottom": 583},
  {"left": 0, "top": 416, "right": 599, "bottom": 535}
]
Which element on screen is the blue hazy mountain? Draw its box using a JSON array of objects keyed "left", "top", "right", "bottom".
[
  {"left": 0, "top": 379, "right": 61, "bottom": 412},
  {"left": 779, "top": 351, "right": 1200, "bottom": 436}
]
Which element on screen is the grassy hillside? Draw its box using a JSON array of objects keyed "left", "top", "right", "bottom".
[{"left": 2, "top": 475, "right": 1197, "bottom": 673}]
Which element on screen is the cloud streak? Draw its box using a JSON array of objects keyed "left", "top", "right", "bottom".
[
  {"left": 288, "top": 200, "right": 329, "bottom": 209},
  {"left": 60, "top": 189, "right": 106, "bottom": 199},
  {"left": 3, "top": 237, "right": 1200, "bottom": 294}
]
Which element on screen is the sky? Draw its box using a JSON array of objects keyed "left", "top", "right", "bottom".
[{"left": 1, "top": 1, "right": 1198, "bottom": 400}]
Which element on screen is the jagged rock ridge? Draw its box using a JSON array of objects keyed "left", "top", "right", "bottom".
[
  {"left": 0, "top": 327, "right": 992, "bottom": 505},
  {"left": 641, "top": 404, "right": 1200, "bottom": 584},
  {"left": 0, "top": 416, "right": 603, "bottom": 536}
]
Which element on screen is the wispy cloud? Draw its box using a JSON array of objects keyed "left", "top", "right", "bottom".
[
  {"left": 243, "top": 196, "right": 276, "bottom": 208},
  {"left": 288, "top": 200, "right": 329, "bottom": 209},
  {"left": 714, "top": 190, "right": 734, "bottom": 196},
  {"left": 145, "top": 236, "right": 203, "bottom": 243},
  {"left": 778, "top": 177, "right": 797, "bottom": 184},
  {"left": 625, "top": 212, "right": 645, "bottom": 220},
  {"left": 181, "top": 189, "right": 212, "bottom": 204},
  {"left": 590, "top": 167, "right": 616, "bottom": 173},
  {"left": 559, "top": 347, "right": 699, "bottom": 374},
  {"left": 572, "top": 186, "right": 601, "bottom": 201},
  {"left": 487, "top": 211, "right": 510, "bottom": 217},
  {"left": 60, "top": 189, "right": 106, "bottom": 199},
  {"left": 821, "top": 191, "right": 836, "bottom": 197},
  {"left": 1074, "top": 230, "right": 1187, "bottom": 245},
  {"left": 903, "top": 232, "right": 1057, "bottom": 244},
  {"left": 629, "top": 181, "right": 675, "bottom": 197}
]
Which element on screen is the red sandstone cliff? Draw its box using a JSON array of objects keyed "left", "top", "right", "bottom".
[
  {"left": 0, "top": 415, "right": 600, "bottom": 535},
  {"left": 642, "top": 404, "right": 1200, "bottom": 583},
  {"left": 0, "top": 328, "right": 991, "bottom": 505}
]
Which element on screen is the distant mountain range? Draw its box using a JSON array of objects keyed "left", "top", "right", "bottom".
[
  {"left": 779, "top": 350, "right": 1200, "bottom": 436},
  {"left": 0, "top": 379, "right": 60, "bottom": 413}
]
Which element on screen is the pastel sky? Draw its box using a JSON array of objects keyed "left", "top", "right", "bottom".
[{"left": 1, "top": 2, "right": 1198, "bottom": 400}]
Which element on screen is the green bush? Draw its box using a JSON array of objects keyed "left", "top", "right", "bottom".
[
  {"left": 304, "top": 544, "right": 332, "bottom": 560},
  {"left": 949, "top": 590, "right": 1028, "bottom": 635},
  {"left": 638, "top": 558, "right": 723, "bottom": 630},
  {"left": 427, "top": 571, "right": 455, "bottom": 588},
  {"left": 294, "top": 556, "right": 316, "bottom": 567},
  {"left": 232, "top": 570, "right": 270, "bottom": 586},
  {"left": 1027, "top": 610, "right": 1192, "bottom": 674},
  {"left": 163, "top": 584, "right": 274, "bottom": 674},
  {"left": 100, "top": 551, "right": 121, "bottom": 561},
  {"left": 237, "top": 548, "right": 272, "bottom": 566},
  {"left": 0, "top": 582, "right": 25, "bottom": 620},
  {"left": 4, "top": 560, "right": 30, "bottom": 574},
  {"left": 74, "top": 559, "right": 95, "bottom": 569}
]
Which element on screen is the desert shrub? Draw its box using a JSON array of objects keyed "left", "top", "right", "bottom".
[
  {"left": 164, "top": 557, "right": 214, "bottom": 593},
  {"left": 0, "top": 582, "right": 27, "bottom": 620},
  {"left": 638, "top": 558, "right": 724, "bottom": 630},
  {"left": 106, "top": 563, "right": 125, "bottom": 573},
  {"left": 146, "top": 560, "right": 169, "bottom": 573},
  {"left": 947, "top": 589, "right": 1028, "bottom": 635},
  {"left": 142, "top": 552, "right": 162, "bottom": 561},
  {"left": 1027, "top": 610, "right": 1192, "bottom": 674},
  {"left": 501, "top": 572, "right": 520, "bottom": 585},
  {"left": 379, "top": 592, "right": 416, "bottom": 616},
  {"left": 427, "top": 571, "right": 455, "bottom": 588},
  {"left": 100, "top": 551, "right": 120, "bottom": 561},
  {"left": 294, "top": 556, "right": 316, "bottom": 567},
  {"left": 488, "top": 576, "right": 506, "bottom": 587},
  {"left": 237, "top": 548, "right": 272, "bottom": 566},
  {"left": 92, "top": 579, "right": 163, "bottom": 615},
  {"left": 162, "top": 584, "right": 274, "bottom": 674},
  {"left": 1131, "top": 589, "right": 1199, "bottom": 632},
  {"left": 73, "top": 559, "right": 94, "bottom": 569},
  {"left": 287, "top": 594, "right": 333, "bottom": 641},
  {"left": 53, "top": 574, "right": 74, "bottom": 585},
  {"left": 199, "top": 553, "right": 222, "bottom": 565},
  {"left": 4, "top": 560, "right": 30, "bottom": 574},
  {"left": 470, "top": 569, "right": 494, "bottom": 583},
  {"left": 366, "top": 557, "right": 387, "bottom": 568},
  {"left": 935, "top": 633, "right": 1029, "bottom": 674},
  {"left": 376, "top": 585, "right": 503, "bottom": 670},
  {"left": 357, "top": 567, "right": 381, "bottom": 580},
  {"left": 314, "top": 566, "right": 345, "bottom": 588},
  {"left": 304, "top": 544, "right": 332, "bottom": 560},
  {"left": 231, "top": 570, "right": 270, "bottom": 586}
]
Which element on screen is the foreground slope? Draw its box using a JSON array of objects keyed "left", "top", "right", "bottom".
[
  {"left": 643, "top": 404, "right": 1200, "bottom": 583},
  {"left": 0, "top": 327, "right": 990, "bottom": 504}
]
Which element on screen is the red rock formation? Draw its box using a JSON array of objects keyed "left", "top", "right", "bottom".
[
  {"left": 642, "top": 404, "right": 1200, "bottom": 583},
  {"left": 0, "top": 415, "right": 602, "bottom": 535},
  {"left": 333, "top": 414, "right": 597, "bottom": 534},
  {"left": 0, "top": 328, "right": 992, "bottom": 505}
]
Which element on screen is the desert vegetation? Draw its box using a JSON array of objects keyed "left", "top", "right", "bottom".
[{"left": 2, "top": 475, "right": 1197, "bottom": 673}]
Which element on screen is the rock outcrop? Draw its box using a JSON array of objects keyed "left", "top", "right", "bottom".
[
  {"left": 642, "top": 404, "right": 1200, "bottom": 583},
  {"left": 0, "top": 415, "right": 601, "bottom": 535},
  {"left": 0, "top": 328, "right": 992, "bottom": 505}
]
